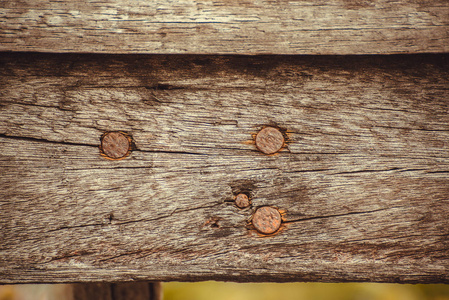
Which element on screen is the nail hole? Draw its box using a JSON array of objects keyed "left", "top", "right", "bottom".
[
  {"left": 108, "top": 213, "right": 114, "bottom": 223},
  {"left": 203, "top": 217, "right": 222, "bottom": 229}
]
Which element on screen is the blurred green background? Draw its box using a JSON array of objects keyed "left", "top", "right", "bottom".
[
  {"left": 1, "top": 282, "right": 449, "bottom": 300},
  {"left": 164, "top": 282, "right": 449, "bottom": 300}
]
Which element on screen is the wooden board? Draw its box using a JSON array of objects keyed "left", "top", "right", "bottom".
[
  {"left": 1, "top": 0, "right": 449, "bottom": 54},
  {"left": 0, "top": 53, "right": 448, "bottom": 284},
  {"left": 72, "top": 282, "right": 161, "bottom": 300}
]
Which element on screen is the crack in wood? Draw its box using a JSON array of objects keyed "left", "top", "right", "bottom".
[
  {"left": 47, "top": 203, "right": 224, "bottom": 233},
  {"left": 1, "top": 53, "right": 448, "bottom": 283},
  {"left": 284, "top": 207, "right": 403, "bottom": 223},
  {"left": 0, "top": 133, "right": 97, "bottom": 148}
]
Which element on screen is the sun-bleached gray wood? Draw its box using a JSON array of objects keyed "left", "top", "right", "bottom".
[
  {"left": 0, "top": 53, "right": 448, "bottom": 284},
  {"left": 0, "top": 0, "right": 449, "bottom": 54}
]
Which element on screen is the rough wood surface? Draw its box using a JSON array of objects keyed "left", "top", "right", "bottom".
[
  {"left": 1, "top": 0, "right": 449, "bottom": 54},
  {"left": 72, "top": 282, "right": 161, "bottom": 300},
  {"left": 0, "top": 53, "right": 448, "bottom": 284}
]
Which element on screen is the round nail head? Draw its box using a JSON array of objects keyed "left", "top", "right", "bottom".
[
  {"left": 235, "top": 193, "right": 250, "bottom": 208},
  {"left": 255, "top": 127, "right": 284, "bottom": 154},
  {"left": 252, "top": 206, "right": 282, "bottom": 235},
  {"left": 101, "top": 132, "right": 130, "bottom": 159}
]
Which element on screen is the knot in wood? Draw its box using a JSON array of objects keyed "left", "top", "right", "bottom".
[
  {"left": 252, "top": 206, "right": 282, "bottom": 235},
  {"left": 235, "top": 193, "right": 250, "bottom": 208},
  {"left": 100, "top": 132, "right": 131, "bottom": 159},
  {"left": 255, "top": 127, "right": 284, "bottom": 155}
]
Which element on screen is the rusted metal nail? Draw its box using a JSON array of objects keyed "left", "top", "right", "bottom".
[
  {"left": 100, "top": 132, "right": 131, "bottom": 159},
  {"left": 252, "top": 206, "right": 282, "bottom": 235},
  {"left": 255, "top": 127, "right": 284, "bottom": 155},
  {"left": 235, "top": 193, "right": 250, "bottom": 208}
]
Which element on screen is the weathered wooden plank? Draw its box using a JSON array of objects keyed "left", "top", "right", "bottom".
[
  {"left": 0, "top": 53, "right": 448, "bottom": 283},
  {"left": 1, "top": 0, "right": 449, "bottom": 54}
]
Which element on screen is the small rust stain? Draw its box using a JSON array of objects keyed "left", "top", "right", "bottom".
[
  {"left": 252, "top": 206, "right": 282, "bottom": 235},
  {"left": 203, "top": 216, "right": 222, "bottom": 228},
  {"left": 100, "top": 131, "right": 132, "bottom": 160},
  {"left": 235, "top": 193, "right": 251, "bottom": 208},
  {"left": 255, "top": 126, "right": 284, "bottom": 154}
]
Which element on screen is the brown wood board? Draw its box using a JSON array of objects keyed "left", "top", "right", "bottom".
[
  {"left": 1, "top": 0, "right": 449, "bottom": 54},
  {"left": 0, "top": 53, "right": 448, "bottom": 283},
  {"left": 72, "top": 282, "right": 161, "bottom": 300}
]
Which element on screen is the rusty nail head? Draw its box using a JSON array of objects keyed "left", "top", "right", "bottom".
[
  {"left": 235, "top": 193, "right": 250, "bottom": 208},
  {"left": 100, "top": 132, "right": 131, "bottom": 159},
  {"left": 252, "top": 206, "right": 282, "bottom": 235},
  {"left": 255, "top": 127, "right": 284, "bottom": 155}
]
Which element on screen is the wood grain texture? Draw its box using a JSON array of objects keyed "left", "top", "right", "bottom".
[
  {"left": 1, "top": 0, "right": 449, "bottom": 54},
  {"left": 0, "top": 53, "right": 448, "bottom": 283}
]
